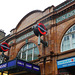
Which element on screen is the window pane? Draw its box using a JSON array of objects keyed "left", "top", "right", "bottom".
[
  {"left": 72, "top": 39, "right": 75, "bottom": 48},
  {"left": 18, "top": 52, "right": 21, "bottom": 59},
  {"left": 67, "top": 36, "right": 69, "bottom": 40},
  {"left": 28, "top": 43, "right": 33, "bottom": 48},
  {"left": 34, "top": 44, "right": 36, "bottom": 47},
  {"left": 27, "top": 49, "right": 32, "bottom": 61},
  {"left": 61, "top": 24, "right": 75, "bottom": 52},
  {"left": 22, "top": 51, "right": 26, "bottom": 60},
  {"left": 23, "top": 45, "right": 27, "bottom": 51},
  {"left": 72, "top": 34, "right": 74, "bottom": 38},
  {"left": 73, "top": 26, "right": 75, "bottom": 31},
  {"left": 62, "top": 40, "right": 70, "bottom": 52},
  {"left": 72, "top": 34, "right": 75, "bottom": 49},
  {"left": 69, "top": 28, "right": 72, "bottom": 32},
  {"left": 17, "top": 43, "right": 39, "bottom": 61},
  {"left": 34, "top": 47, "right": 39, "bottom": 60},
  {"left": 3, "top": 73, "right": 8, "bottom": 75},
  {"left": 21, "top": 48, "right": 23, "bottom": 51},
  {"left": 64, "top": 37, "right": 66, "bottom": 41}
]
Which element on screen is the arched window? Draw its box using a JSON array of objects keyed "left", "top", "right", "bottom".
[
  {"left": 17, "top": 43, "right": 39, "bottom": 61},
  {"left": 61, "top": 24, "right": 75, "bottom": 52}
]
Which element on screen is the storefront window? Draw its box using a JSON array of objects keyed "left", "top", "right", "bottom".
[
  {"left": 3, "top": 73, "right": 8, "bottom": 75},
  {"left": 17, "top": 43, "right": 39, "bottom": 61},
  {"left": 0, "top": 73, "right": 8, "bottom": 75},
  {"left": 61, "top": 24, "right": 75, "bottom": 52}
]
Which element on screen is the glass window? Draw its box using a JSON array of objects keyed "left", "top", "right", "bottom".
[
  {"left": 28, "top": 43, "right": 33, "bottom": 49},
  {"left": 3, "top": 73, "right": 8, "bottom": 75},
  {"left": 61, "top": 24, "right": 75, "bottom": 52},
  {"left": 17, "top": 43, "right": 39, "bottom": 61},
  {"left": 34, "top": 47, "right": 39, "bottom": 60},
  {"left": 73, "top": 26, "right": 75, "bottom": 31},
  {"left": 27, "top": 49, "right": 32, "bottom": 61},
  {"left": 22, "top": 52, "right": 26, "bottom": 61}
]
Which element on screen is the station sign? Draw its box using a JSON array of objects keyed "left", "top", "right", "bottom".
[
  {"left": 0, "top": 42, "right": 10, "bottom": 52},
  {"left": 37, "top": 23, "right": 47, "bottom": 35},
  {"left": 33, "top": 23, "right": 47, "bottom": 36}
]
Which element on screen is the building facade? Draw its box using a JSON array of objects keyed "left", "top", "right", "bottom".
[
  {"left": 0, "top": 0, "right": 75, "bottom": 75},
  {"left": 0, "top": 30, "right": 5, "bottom": 40}
]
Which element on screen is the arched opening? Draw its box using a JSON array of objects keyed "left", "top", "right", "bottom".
[
  {"left": 61, "top": 24, "right": 75, "bottom": 52},
  {"left": 17, "top": 43, "right": 39, "bottom": 61}
]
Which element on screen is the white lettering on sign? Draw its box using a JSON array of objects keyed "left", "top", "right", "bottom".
[
  {"left": 56, "top": 9, "right": 75, "bottom": 23},
  {"left": 0, "top": 64, "right": 7, "bottom": 69},
  {"left": 17, "top": 61, "right": 24, "bottom": 66},
  {"left": 33, "top": 66, "right": 39, "bottom": 70},
  {"left": 57, "top": 57, "right": 75, "bottom": 65},
  {"left": 26, "top": 64, "right": 32, "bottom": 68},
  {"left": 16, "top": 31, "right": 34, "bottom": 43}
]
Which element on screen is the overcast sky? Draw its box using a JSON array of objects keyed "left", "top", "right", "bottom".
[{"left": 0, "top": 0, "right": 65, "bottom": 35}]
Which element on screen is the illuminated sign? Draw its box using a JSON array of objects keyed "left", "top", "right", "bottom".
[
  {"left": 37, "top": 23, "right": 47, "bottom": 35},
  {"left": 8, "top": 60, "right": 16, "bottom": 67},
  {"left": 33, "top": 65, "right": 40, "bottom": 71},
  {"left": 56, "top": 9, "right": 75, "bottom": 23},
  {"left": 25, "top": 63, "right": 32, "bottom": 69},
  {"left": 0, "top": 63, "right": 7, "bottom": 69},
  {"left": 17, "top": 60, "right": 24, "bottom": 67},
  {"left": 57, "top": 57, "right": 75, "bottom": 69},
  {"left": 0, "top": 59, "right": 40, "bottom": 74},
  {"left": 0, "top": 42, "right": 10, "bottom": 52}
]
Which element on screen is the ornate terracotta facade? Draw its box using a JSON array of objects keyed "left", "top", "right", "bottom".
[{"left": 0, "top": 0, "right": 75, "bottom": 75}]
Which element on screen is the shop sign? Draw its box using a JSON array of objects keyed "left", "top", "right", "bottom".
[
  {"left": 56, "top": 9, "right": 75, "bottom": 23},
  {"left": 57, "top": 57, "right": 75, "bottom": 69}
]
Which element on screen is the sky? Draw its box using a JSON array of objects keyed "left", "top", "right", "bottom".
[{"left": 0, "top": 0, "right": 65, "bottom": 35}]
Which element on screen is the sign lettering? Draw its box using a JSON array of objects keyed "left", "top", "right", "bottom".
[
  {"left": 16, "top": 31, "right": 34, "bottom": 43},
  {"left": 56, "top": 9, "right": 75, "bottom": 23},
  {"left": 25, "top": 63, "right": 32, "bottom": 69},
  {"left": 57, "top": 57, "right": 75, "bottom": 69},
  {"left": 0, "top": 63, "right": 7, "bottom": 69},
  {"left": 17, "top": 60, "right": 24, "bottom": 67},
  {"left": 33, "top": 66, "right": 40, "bottom": 71}
]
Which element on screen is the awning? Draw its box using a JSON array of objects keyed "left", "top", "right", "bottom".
[{"left": 0, "top": 58, "right": 40, "bottom": 74}]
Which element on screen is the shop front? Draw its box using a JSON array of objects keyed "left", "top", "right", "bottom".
[
  {"left": 57, "top": 56, "right": 75, "bottom": 75},
  {"left": 0, "top": 58, "right": 40, "bottom": 75}
]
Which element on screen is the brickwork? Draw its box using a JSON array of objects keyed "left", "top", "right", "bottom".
[{"left": 0, "top": 0, "right": 75, "bottom": 75}]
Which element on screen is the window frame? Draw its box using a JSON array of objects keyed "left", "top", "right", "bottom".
[
  {"left": 61, "top": 24, "right": 75, "bottom": 52},
  {"left": 17, "top": 43, "right": 39, "bottom": 61}
]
